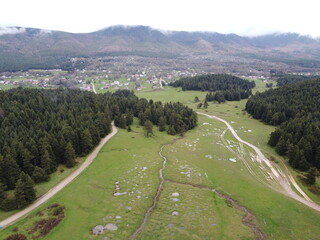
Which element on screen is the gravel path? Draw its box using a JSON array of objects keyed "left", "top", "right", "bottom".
[
  {"left": 0, "top": 123, "right": 118, "bottom": 229},
  {"left": 198, "top": 112, "right": 320, "bottom": 212}
]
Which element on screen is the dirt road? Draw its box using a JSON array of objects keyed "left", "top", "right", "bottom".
[
  {"left": 91, "top": 82, "right": 97, "bottom": 94},
  {"left": 198, "top": 112, "right": 320, "bottom": 212},
  {"left": 0, "top": 123, "right": 118, "bottom": 229}
]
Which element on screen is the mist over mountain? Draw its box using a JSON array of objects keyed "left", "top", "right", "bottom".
[{"left": 1, "top": 25, "right": 320, "bottom": 72}]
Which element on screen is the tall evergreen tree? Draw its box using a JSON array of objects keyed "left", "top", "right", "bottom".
[
  {"left": 41, "top": 150, "right": 52, "bottom": 174},
  {"left": 158, "top": 116, "right": 166, "bottom": 132},
  {"left": 0, "top": 183, "right": 7, "bottom": 203},
  {"left": 80, "top": 129, "right": 93, "bottom": 154},
  {"left": 14, "top": 172, "right": 36, "bottom": 209},
  {"left": 0, "top": 152, "right": 21, "bottom": 190},
  {"left": 32, "top": 166, "right": 49, "bottom": 183},
  {"left": 144, "top": 120, "right": 153, "bottom": 137},
  {"left": 64, "top": 142, "right": 76, "bottom": 168}
]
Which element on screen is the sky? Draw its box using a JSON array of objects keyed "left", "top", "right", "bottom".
[{"left": 1, "top": 0, "right": 320, "bottom": 37}]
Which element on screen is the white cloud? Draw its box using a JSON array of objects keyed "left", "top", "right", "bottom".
[
  {"left": 0, "top": 26, "right": 25, "bottom": 36},
  {"left": 0, "top": 0, "right": 319, "bottom": 37}
]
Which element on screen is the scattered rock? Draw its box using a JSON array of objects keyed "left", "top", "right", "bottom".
[
  {"left": 116, "top": 216, "right": 122, "bottom": 219},
  {"left": 180, "top": 226, "right": 185, "bottom": 230},
  {"left": 172, "top": 198, "right": 180, "bottom": 202},
  {"left": 172, "top": 192, "right": 179, "bottom": 197},
  {"left": 104, "top": 223, "right": 118, "bottom": 231},
  {"left": 113, "top": 192, "right": 127, "bottom": 196},
  {"left": 92, "top": 225, "right": 104, "bottom": 235},
  {"left": 102, "top": 237, "right": 109, "bottom": 240},
  {"left": 167, "top": 224, "right": 175, "bottom": 228},
  {"left": 126, "top": 206, "right": 132, "bottom": 211},
  {"left": 172, "top": 211, "right": 179, "bottom": 216}
]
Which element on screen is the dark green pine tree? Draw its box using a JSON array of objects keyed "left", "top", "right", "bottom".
[
  {"left": 144, "top": 120, "right": 153, "bottom": 137},
  {"left": 158, "top": 116, "right": 166, "bottom": 132},
  {"left": 0, "top": 152, "right": 21, "bottom": 190},
  {"left": 118, "top": 114, "right": 127, "bottom": 129},
  {"left": 287, "top": 144, "right": 300, "bottom": 168},
  {"left": 32, "top": 166, "right": 49, "bottom": 183},
  {"left": 167, "top": 125, "right": 176, "bottom": 135},
  {"left": 305, "top": 167, "right": 319, "bottom": 185},
  {"left": 21, "top": 148, "right": 34, "bottom": 176},
  {"left": 64, "top": 142, "right": 76, "bottom": 168},
  {"left": 203, "top": 100, "right": 209, "bottom": 109},
  {"left": 275, "top": 138, "right": 287, "bottom": 156},
  {"left": 14, "top": 172, "right": 36, "bottom": 209},
  {"left": 41, "top": 150, "right": 52, "bottom": 174},
  {"left": 80, "top": 128, "right": 93, "bottom": 154},
  {"left": 0, "top": 183, "right": 7, "bottom": 203},
  {"left": 126, "top": 112, "right": 134, "bottom": 126}
]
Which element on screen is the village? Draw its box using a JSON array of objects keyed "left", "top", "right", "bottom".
[{"left": 0, "top": 54, "right": 318, "bottom": 92}]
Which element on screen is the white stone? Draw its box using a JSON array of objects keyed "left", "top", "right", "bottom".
[
  {"left": 172, "top": 192, "right": 179, "bottom": 197},
  {"left": 172, "top": 211, "right": 179, "bottom": 216},
  {"left": 104, "top": 223, "right": 118, "bottom": 231},
  {"left": 92, "top": 225, "right": 104, "bottom": 235},
  {"left": 113, "top": 192, "right": 127, "bottom": 196},
  {"left": 172, "top": 198, "right": 180, "bottom": 202}
]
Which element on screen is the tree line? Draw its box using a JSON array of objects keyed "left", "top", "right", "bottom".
[
  {"left": 276, "top": 74, "right": 320, "bottom": 87},
  {"left": 169, "top": 74, "right": 255, "bottom": 102},
  {"left": 0, "top": 88, "right": 197, "bottom": 210},
  {"left": 205, "top": 89, "right": 252, "bottom": 103},
  {"left": 107, "top": 90, "right": 198, "bottom": 135},
  {"left": 245, "top": 79, "right": 320, "bottom": 172},
  {"left": 169, "top": 74, "right": 255, "bottom": 91}
]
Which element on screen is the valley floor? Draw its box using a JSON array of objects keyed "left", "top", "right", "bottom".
[{"left": 1, "top": 84, "right": 320, "bottom": 240}]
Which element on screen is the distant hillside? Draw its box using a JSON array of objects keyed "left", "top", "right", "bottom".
[{"left": 1, "top": 25, "right": 320, "bottom": 72}]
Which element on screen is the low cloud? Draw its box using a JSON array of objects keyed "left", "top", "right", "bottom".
[{"left": 0, "top": 26, "right": 26, "bottom": 36}]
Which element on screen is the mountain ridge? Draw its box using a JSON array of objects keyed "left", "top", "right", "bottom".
[{"left": 1, "top": 25, "right": 320, "bottom": 72}]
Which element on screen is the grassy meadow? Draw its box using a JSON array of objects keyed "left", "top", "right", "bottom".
[{"left": 1, "top": 79, "right": 320, "bottom": 240}]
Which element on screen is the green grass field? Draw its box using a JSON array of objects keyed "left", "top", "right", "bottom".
[{"left": 1, "top": 80, "right": 320, "bottom": 240}]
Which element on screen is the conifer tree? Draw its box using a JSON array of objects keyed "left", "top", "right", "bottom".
[
  {"left": 158, "top": 116, "right": 166, "bottom": 132},
  {"left": 0, "top": 183, "right": 7, "bottom": 203},
  {"left": 14, "top": 172, "right": 36, "bottom": 209},
  {"left": 32, "top": 166, "right": 49, "bottom": 183},
  {"left": 41, "top": 150, "right": 52, "bottom": 174},
  {"left": 0, "top": 152, "right": 21, "bottom": 190},
  {"left": 64, "top": 142, "right": 76, "bottom": 168},
  {"left": 80, "top": 129, "right": 93, "bottom": 154},
  {"left": 144, "top": 120, "right": 153, "bottom": 137}
]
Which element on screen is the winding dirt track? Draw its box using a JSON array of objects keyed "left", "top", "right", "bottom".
[
  {"left": 198, "top": 112, "right": 320, "bottom": 212},
  {"left": 0, "top": 123, "right": 118, "bottom": 229},
  {"left": 91, "top": 82, "right": 97, "bottom": 94}
]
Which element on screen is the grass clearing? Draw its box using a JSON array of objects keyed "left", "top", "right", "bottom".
[
  {"left": 139, "top": 181, "right": 254, "bottom": 240},
  {"left": 161, "top": 115, "right": 320, "bottom": 239},
  {"left": 0, "top": 123, "right": 176, "bottom": 239},
  {"left": 1, "top": 80, "right": 320, "bottom": 239}
]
